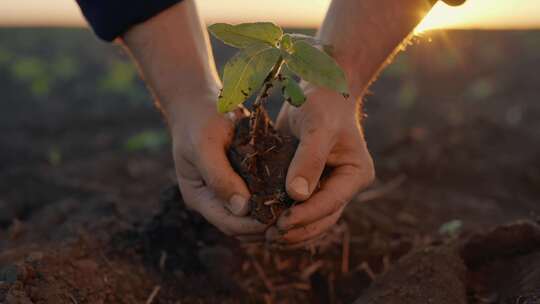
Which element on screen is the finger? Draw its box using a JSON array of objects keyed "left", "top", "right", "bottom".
[
  {"left": 285, "top": 129, "right": 333, "bottom": 201},
  {"left": 200, "top": 199, "right": 265, "bottom": 236},
  {"left": 178, "top": 178, "right": 266, "bottom": 236},
  {"left": 277, "top": 162, "right": 374, "bottom": 232},
  {"left": 196, "top": 141, "right": 251, "bottom": 216},
  {"left": 267, "top": 207, "right": 342, "bottom": 244}
]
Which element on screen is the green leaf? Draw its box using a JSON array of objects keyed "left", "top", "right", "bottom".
[
  {"left": 208, "top": 22, "right": 283, "bottom": 49},
  {"left": 282, "top": 77, "right": 306, "bottom": 107},
  {"left": 283, "top": 41, "right": 349, "bottom": 95},
  {"left": 284, "top": 33, "right": 334, "bottom": 55},
  {"left": 218, "top": 44, "right": 281, "bottom": 113},
  {"left": 280, "top": 34, "right": 294, "bottom": 53}
]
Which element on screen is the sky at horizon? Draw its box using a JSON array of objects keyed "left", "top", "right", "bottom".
[{"left": 0, "top": 0, "right": 539, "bottom": 31}]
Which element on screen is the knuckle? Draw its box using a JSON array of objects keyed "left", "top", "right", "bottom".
[
  {"left": 309, "top": 148, "right": 327, "bottom": 166},
  {"left": 323, "top": 123, "right": 341, "bottom": 136},
  {"left": 364, "top": 157, "right": 376, "bottom": 185},
  {"left": 350, "top": 154, "right": 376, "bottom": 188},
  {"left": 205, "top": 174, "right": 227, "bottom": 192},
  {"left": 304, "top": 124, "right": 332, "bottom": 140},
  {"left": 331, "top": 197, "right": 347, "bottom": 212},
  {"left": 315, "top": 114, "right": 340, "bottom": 135}
]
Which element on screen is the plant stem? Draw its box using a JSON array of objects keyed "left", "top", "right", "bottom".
[{"left": 249, "top": 57, "right": 284, "bottom": 145}]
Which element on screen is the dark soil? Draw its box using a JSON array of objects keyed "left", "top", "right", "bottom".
[
  {"left": 354, "top": 220, "right": 540, "bottom": 304},
  {"left": 2, "top": 188, "right": 540, "bottom": 304},
  {"left": 228, "top": 111, "right": 298, "bottom": 224},
  {"left": 1, "top": 29, "right": 540, "bottom": 303}
]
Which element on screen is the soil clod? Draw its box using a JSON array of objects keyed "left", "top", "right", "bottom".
[{"left": 228, "top": 114, "right": 298, "bottom": 224}]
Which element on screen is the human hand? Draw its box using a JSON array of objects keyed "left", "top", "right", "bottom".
[
  {"left": 167, "top": 90, "right": 266, "bottom": 241},
  {"left": 120, "top": 1, "right": 266, "bottom": 240},
  {"left": 266, "top": 84, "right": 375, "bottom": 246}
]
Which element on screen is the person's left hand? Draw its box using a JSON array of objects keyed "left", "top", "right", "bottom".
[{"left": 266, "top": 84, "right": 375, "bottom": 247}]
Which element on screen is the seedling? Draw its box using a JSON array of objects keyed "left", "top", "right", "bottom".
[{"left": 209, "top": 22, "right": 349, "bottom": 224}]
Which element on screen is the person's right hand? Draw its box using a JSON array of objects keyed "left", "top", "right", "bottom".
[{"left": 166, "top": 89, "right": 266, "bottom": 241}]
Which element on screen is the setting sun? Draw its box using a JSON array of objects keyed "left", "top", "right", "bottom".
[{"left": 416, "top": 0, "right": 540, "bottom": 33}]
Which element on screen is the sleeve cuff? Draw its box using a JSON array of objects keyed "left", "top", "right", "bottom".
[
  {"left": 442, "top": 0, "right": 467, "bottom": 6},
  {"left": 76, "top": 0, "right": 184, "bottom": 42}
]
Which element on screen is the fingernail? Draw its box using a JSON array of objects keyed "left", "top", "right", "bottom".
[
  {"left": 290, "top": 177, "right": 309, "bottom": 198},
  {"left": 227, "top": 194, "right": 249, "bottom": 215}
]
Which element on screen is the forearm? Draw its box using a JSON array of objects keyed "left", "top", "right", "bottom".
[
  {"left": 319, "top": 0, "right": 435, "bottom": 99},
  {"left": 121, "top": 0, "right": 220, "bottom": 121}
]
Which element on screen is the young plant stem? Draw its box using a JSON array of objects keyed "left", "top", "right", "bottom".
[{"left": 249, "top": 57, "right": 284, "bottom": 146}]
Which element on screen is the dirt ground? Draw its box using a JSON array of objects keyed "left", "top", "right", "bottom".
[{"left": 1, "top": 29, "right": 540, "bottom": 303}]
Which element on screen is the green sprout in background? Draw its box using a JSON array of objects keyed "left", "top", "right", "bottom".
[{"left": 124, "top": 130, "right": 169, "bottom": 152}]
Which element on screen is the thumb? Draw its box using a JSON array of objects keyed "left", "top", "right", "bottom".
[
  {"left": 286, "top": 130, "right": 332, "bottom": 201},
  {"left": 197, "top": 143, "right": 251, "bottom": 216}
]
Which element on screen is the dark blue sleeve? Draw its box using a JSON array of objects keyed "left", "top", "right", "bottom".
[{"left": 76, "top": 0, "right": 183, "bottom": 42}]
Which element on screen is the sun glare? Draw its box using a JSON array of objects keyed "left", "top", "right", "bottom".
[
  {"left": 415, "top": 0, "right": 540, "bottom": 34},
  {"left": 415, "top": 2, "right": 463, "bottom": 33}
]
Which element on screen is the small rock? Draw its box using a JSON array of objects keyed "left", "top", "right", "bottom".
[{"left": 0, "top": 265, "right": 20, "bottom": 283}]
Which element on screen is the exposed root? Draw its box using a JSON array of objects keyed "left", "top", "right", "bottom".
[
  {"left": 145, "top": 286, "right": 161, "bottom": 304},
  {"left": 300, "top": 260, "right": 324, "bottom": 281},
  {"left": 241, "top": 151, "right": 259, "bottom": 166},
  {"left": 159, "top": 251, "right": 167, "bottom": 272},
  {"left": 263, "top": 199, "right": 279, "bottom": 206},
  {"left": 250, "top": 256, "right": 275, "bottom": 293},
  {"left": 357, "top": 262, "right": 377, "bottom": 281}
]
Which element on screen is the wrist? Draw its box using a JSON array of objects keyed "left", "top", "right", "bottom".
[
  {"left": 161, "top": 84, "right": 220, "bottom": 129},
  {"left": 120, "top": 0, "right": 222, "bottom": 125},
  {"left": 156, "top": 72, "right": 220, "bottom": 116}
]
